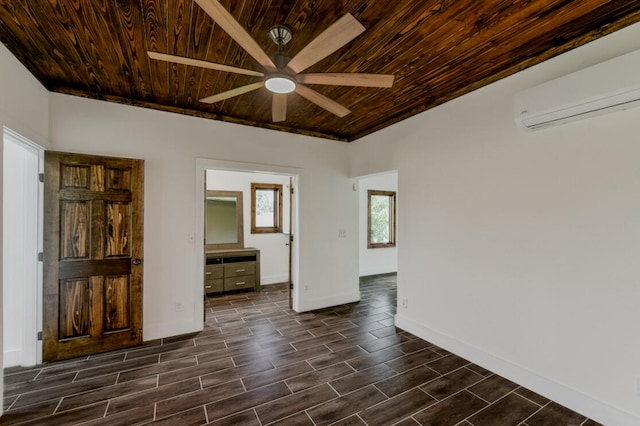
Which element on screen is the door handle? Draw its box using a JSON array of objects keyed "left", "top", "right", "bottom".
[{"left": 132, "top": 258, "right": 142, "bottom": 265}]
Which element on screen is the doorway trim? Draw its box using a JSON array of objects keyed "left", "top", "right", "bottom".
[
  {"left": 2, "top": 127, "right": 44, "bottom": 367},
  {"left": 195, "top": 158, "right": 302, "bottom": 313}
]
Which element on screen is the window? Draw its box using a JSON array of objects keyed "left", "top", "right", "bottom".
[
  {"left": 251, "top": 183, "right": 283, "bottom": 233},
  {"left": 368, "top": 190, "right": 396, "bottom": 248}
]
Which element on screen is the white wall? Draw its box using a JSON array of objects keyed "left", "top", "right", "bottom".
[
  {"left": 350, "top": 23, "right": 640, "bottom": 426},
  {"left": 0, "top": 45, "right": 50, "bottom": 147},
  {"left": 48, "top": 93, "right": 360, "bottom": 340},
  {"left": 0, "top": 42, "right": 50, "bottom": 412},
  {"left": 206, "top": 169, "right": 291, "bottom": 285},
  {"left": 358, "top": 172, "right": 398, "bottom": 276}
]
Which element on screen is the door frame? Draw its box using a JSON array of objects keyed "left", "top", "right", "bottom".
[
  {"left": 195, "top": 159, "right": 301, "bottom": 311},
  {"left": 288, "top": 176, "right": 293, "bottom": 309},
  {"left": 2, "top": 127, "right": 44, "bottom": 367}
]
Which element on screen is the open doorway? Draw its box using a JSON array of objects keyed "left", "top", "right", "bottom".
[
  {"left": 195, "top": 159, "right": 301, "bottom": 314},
  {"left": 357, "top": 171, "right": 398, "bottom": 277},
  {"left": 2, "top": 127, "right": 44, "bottom": 368}
]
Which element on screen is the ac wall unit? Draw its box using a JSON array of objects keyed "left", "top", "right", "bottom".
[{"left": 515, "top": 49, "right": 640, "bottom": 130}]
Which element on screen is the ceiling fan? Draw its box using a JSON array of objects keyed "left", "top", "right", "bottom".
[{"left": 147, "top": 0, "right": 394, "bottom": 122}]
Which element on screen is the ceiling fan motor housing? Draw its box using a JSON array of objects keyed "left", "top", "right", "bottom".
[
  {"left": 272, "top": 51, "right": 292, "bottom": 70},
  {"left": 266, "top": 49, "right": 297, "bottom": 94}
]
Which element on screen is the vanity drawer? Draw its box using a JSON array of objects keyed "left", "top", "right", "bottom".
[
  {"left": 223, "top": 275, "right": 255, "bottom": 291},
  {"left": 223, "top": 262, "right": 255, "bottom": 278},
  {"left": 204, "top": 278, "right": 223, "bottom": 293},
  {"left": 205, "top": 265, "right": 223, "bottom": 279}
]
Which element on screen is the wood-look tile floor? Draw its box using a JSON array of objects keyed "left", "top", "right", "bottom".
[{"left": 3, "top": 274, "right": 601, "bottom": 425}]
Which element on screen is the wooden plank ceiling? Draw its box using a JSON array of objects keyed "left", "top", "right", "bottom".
[{"left": 2, "top": 1, "right": 640, "bottom": 142}]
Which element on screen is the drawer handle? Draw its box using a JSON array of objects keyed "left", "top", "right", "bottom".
[
  {"left": 205, "top": 272, "right": 212, "bottom": 275},
  {"left": 235, "top": 269, "right": 245, "bottom": 273},
  {"left": 235, "top": 282, "right": 245, "bottom": 286},
  {"left": 205, "top": 285, "right": 212, "bottom": 289}
]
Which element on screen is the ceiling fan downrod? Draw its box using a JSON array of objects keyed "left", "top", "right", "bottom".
[{"left": 269, "top": 25, "right": 293, "bottom": 70}]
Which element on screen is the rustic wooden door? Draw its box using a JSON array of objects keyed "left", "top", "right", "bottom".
[{"left": 43, "top": 152, "right": 144, "bottom": 362}]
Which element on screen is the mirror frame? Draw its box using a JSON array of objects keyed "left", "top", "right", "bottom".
[{"left": 205, "top": 190, "right": 244, "bottom": 250}]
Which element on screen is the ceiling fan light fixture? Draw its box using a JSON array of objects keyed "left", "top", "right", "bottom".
[{"left": 265, "top": 73, "right": 296, "bottom": 94}]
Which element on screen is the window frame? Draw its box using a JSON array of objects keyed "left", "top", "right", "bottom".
[
  {"left": 251, "top": 182, "right": 283, "bottom": 234},
  {"left": 367, "top": 190, "right": 396, "bottom": 249}
]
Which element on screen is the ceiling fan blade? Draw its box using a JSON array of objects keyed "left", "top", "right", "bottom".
[
  {"left": 199, "top": 82, "right": 264, "bottom": 104},
  {"left": 286, "top": 14, "right": 365, "bottom": 75},
  {"left": 194, "top": 0, "right": 276, "bottom": 71},
  {"left": 295, "top": 84, "right": 350, "bottom": 118},
  {"left": 272, "top": 94, "right": 287, "bottom": 122},
  {"left": 148, "top": 51, "right": 264, "bottom": 77},
  {"left": 298, "top": 73, "right": 394, "bottom": 88}
]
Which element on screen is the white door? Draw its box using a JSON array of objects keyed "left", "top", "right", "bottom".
[{"left": 2, "top": 128, "right": 44, "bottom": 367}]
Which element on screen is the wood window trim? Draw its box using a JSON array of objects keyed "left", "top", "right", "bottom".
[
  {"left": 251, "top": 183, "right": 283, "bottom": 234},
  {"left": 367, "top": 190, "right": 396, "bottom": 249}
]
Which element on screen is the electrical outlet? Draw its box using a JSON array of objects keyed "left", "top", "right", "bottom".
[
  {"left": 305, "top": 285, "right": 309, "bottom": 292},
  {"left": 174, "top": 302, "right": 183, "bottom": 312},
  {"left": 338, "top": 229, "right": 347, "bottom": 238},
  {"left": 402, "top": 298, "right": 408, "bottom": 308}
]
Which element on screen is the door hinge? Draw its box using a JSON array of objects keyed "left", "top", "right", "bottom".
[
  {"left": 38, "top": 173, "right": 44, "bottom": 183},
  {"left": 37, "top": 331, "right": 43, "bottom": 341},
  {"left": 38, "top": 252, "right": 44, "bottom": 261},
  {"left": 289, "top": 282, "right": 293, "bottom": 290},
  {"left": 290, "top": 187, "right": 294, "bottom": 195}
]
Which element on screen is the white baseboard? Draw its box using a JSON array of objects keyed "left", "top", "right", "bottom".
[
  {"left": 394, "top": 314, "right": 640, "bottom": 426},
  {"left": 298, "top": 291, "right": 361, "bottom": 312},
  {"left": 143, "top": 319, "right": 202, "bottom": 342},
  {"left": 3, "top": 349, "right": 22, "bottom": 368}
]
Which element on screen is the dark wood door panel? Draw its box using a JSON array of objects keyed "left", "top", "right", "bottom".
[
  {"left": 58, "top": 258, "right": 132, "bottom": 280},
  {"left": 43, "top": 151, "right": 144, "bottom": 362},
  {"left": 59, "top": 200, "right": 90, "bottom": 259},
  {"left": 58, "top": 278, "right": 91, "bottom": 340}
]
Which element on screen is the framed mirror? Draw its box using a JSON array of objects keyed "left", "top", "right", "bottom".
[{"left": 205, "top": 190, "right": 244, "bottom": 250}]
